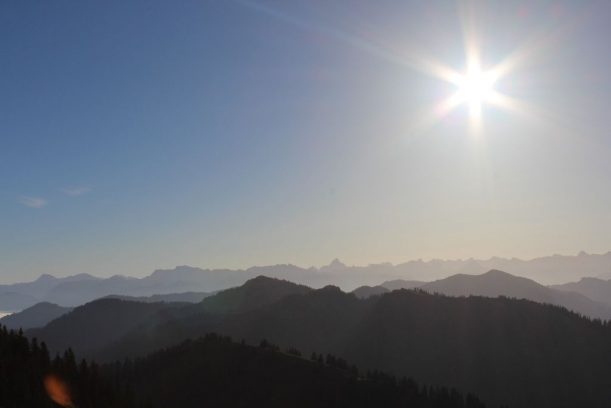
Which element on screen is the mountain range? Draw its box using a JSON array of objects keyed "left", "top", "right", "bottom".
[
  {"left": 417, "top": 270, "right": 611, "bottom": 320},
  {"left": 2, "top": 325, "right": 487, "bottom": 408},
  {"left": 6, "top": 267, "right": 610, "bottom": 335},
  {"left": 4, "top": 251, "right": 611, "bottom": 312},
  {"left": 25, "top": 273, "right": 611, "bottom": 408},
  {"left": 351, "top": 270, "right": 611, "bottom": 320}
]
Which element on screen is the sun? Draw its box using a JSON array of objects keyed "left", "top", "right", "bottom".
[
  {"left": 424, "top": 55, "right": 516, "bottom": 134},
  {"left": 455, "top": 64, "right": 496, "bottom": 115}
]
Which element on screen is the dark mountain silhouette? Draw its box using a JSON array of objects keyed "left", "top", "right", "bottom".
[
  {"left": 380, "top": 279, "right": 425, "bottom": 291},
  {"left": 6, "top": 250, "right": 611, "bottom": 310},
  {"left": 352, "top": 285, "right": 390, "bottom": 299},
  {"left": 0, "top": 302, "right": 72, "bottom": 330},
  {"left": 550, "top": 277, "right": 611, "bottom": 305},
  {"left": 1, "top": 325, "right": 487, "bottom": 408},
  {"left": 29, "top": 276, "right": 311, "bottom": 358},
  {"left": 194, "top": 275, "right": 312, "bottom": 314},
  {"left": 109, "top": 333, "right": 487, "bottom": 408},
  {"left": 28, "top": 299, "right": 186, "bottom": 356},
  {"left": 217, "top": 287, "right": 611, "bottom": 408},
  {"left": 420, "top": 269, "right": 611, "bottom": 319},
  {"left": 60, "top": 277, "right": 611, "bottom": 408}
]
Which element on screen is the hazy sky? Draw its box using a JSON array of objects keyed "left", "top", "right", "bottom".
[{"left": 2, "top": 0, "right": 611, "bottom": 282}]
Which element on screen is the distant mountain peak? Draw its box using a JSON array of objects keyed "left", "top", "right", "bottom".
[
  {"left": 326, "top": 258, "right": 346, "bottom": 268},
  {"left": 36, "top": 274, "right": 57, "bottom": 282},
  {"left": 197, "top": 275, "right": 312, "bottom": 314}
]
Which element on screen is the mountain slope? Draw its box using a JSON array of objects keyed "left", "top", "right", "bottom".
[
  {"left": 31, "top": 277, "right": 611, "bottom": 407},
  {"left": 3, "top": 324, "right": 486, "bottom": 408},
  {"left": 33, "top": 276, "right": 312, "bottom": 359},
  {"left": 212, "top": 288, "right": 611, "bottom": 408},
  {"left": 110, "top": 333, "right": 486, "bottom": 408},
  {"left": 28, "top": 298, "right": 186, "bottom": 355},
  {"left": 550, "top": 277, "right": 611, "bottom": 305},
  {"left": 195, "top": 276, "right": 312, "bottom": 314},
  {"left": 420, "top": 270, "right": 611, "bottom": 319},
  {"left": 0, "top": 302, "right": 72, "bottom": 330}
]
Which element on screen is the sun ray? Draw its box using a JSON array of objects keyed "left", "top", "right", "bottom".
[{"left": 236, "top": 0, "right": 578, "bottom": 138}]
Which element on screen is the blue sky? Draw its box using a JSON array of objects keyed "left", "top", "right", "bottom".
[{"left": 2, "top": 0, "right": 611, "bottom": 282}]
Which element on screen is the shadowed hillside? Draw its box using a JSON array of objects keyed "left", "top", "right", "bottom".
[
  {"left": 420, "top": 270, "right": 611, "bottom": 319},
  {"left": 104, "top": 279, "right": 611, "bottom": 408},
  {"left": 214, "top": 287, "right": 611, "bottom": 408},
  {"left": 108, "top": 333, "right": 487, "bottom": 408},
  {"left": 0, "top": 302, "right": 72, "bottom": 330},
  {"left": 551, "top": 277, "right": 611, "bottom": 305},
  {"left": 1, "top": 325, "right": 487, "bottom": 408},
  {"left": 28, "top": 299, "right": 187, "bottom": 355},
  {"left": 194, "top": 275, "right": 312, "bottom": 314},
  {"left": 29, "top": 276, "right": 312, "bottom": 357},
  {"left": 29, "top": 276, "right": 611, "bottom": 407}
]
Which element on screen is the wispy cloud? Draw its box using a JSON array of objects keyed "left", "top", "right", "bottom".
[
  {"left": 61, "top": 186, "right": 92, "bottom": 196},
  {"left": 18, "top": 196, "right": 48, "bottom": 208}
]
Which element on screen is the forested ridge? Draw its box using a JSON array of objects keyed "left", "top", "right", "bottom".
[
  {"left": 1, "top": 326, "right": 488, "bottom": 408},
  {"left": 22, "top": 276, "right": 611, "bottom": 408},
  {"left": 99, "top": 280, "right": 611, "bottom": 408}
]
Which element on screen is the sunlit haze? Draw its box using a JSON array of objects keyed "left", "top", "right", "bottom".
[{"left": 2, "top": 0, "right": 611, "bottom": 282}]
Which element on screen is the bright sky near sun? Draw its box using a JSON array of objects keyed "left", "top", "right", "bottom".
[{"left": 2, "top": 0, "right": 611, "bottom": 282}]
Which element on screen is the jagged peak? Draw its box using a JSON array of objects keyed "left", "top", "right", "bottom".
[{"left": 326, "top": 258, "right": 346, "bottom": 268}]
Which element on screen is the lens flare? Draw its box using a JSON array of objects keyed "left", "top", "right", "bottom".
[{"left": 44, "top": 374, "right": 74, "bottom": 408}]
